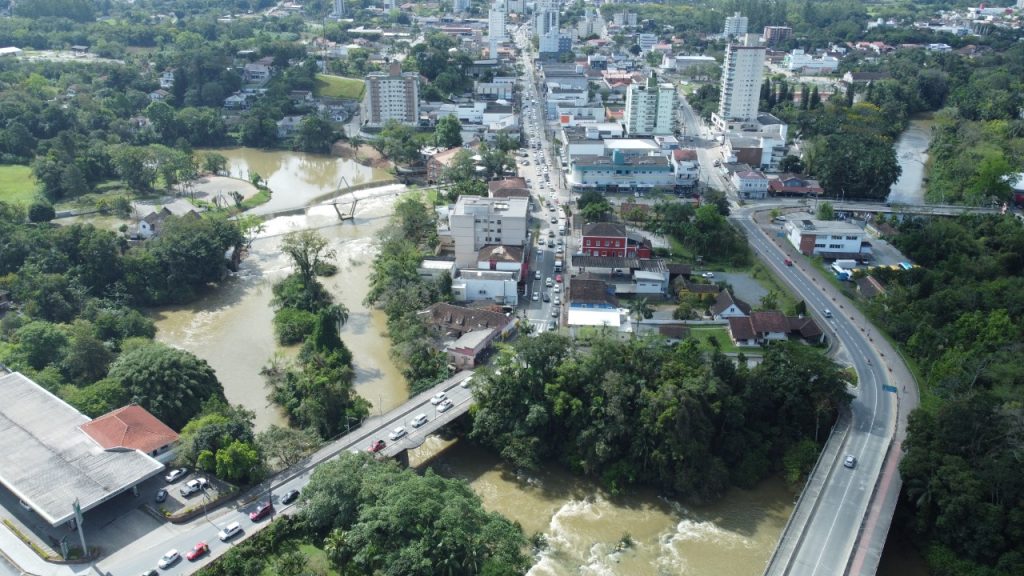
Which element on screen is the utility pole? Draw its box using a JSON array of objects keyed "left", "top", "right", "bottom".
[{"left": 72, "top": 499, "right": 87, "bottom": 559}]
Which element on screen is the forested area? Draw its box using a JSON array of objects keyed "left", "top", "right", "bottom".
[
  {"left": 365, "top": 195, "right": 452, "bottom": 393},
  {"left": 0, "top": 203, "right": 244, "bottom": 424},
  {"left": 863, "top": 215, "right": 1024, "bottom": 575},
  {"left": 197, "top": 455, "right": 531, "bottom": 576},
  {"left": 471, "top": 334, "right": 852, "bottom": 500}
]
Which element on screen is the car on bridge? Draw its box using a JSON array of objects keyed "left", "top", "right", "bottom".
[
  {"left": 368, "top": 439, "right": 386, "bottom": 453},
  {"left": 430, "top": 391, "right": 447, "bottom": 405},
  {"left": 844, "top": 455, "right": 857, "bottom": 469},
  {"left": 388, "top": 426, "right": 407, "bottom": 440},
  {"left": 249, "top": 501, "right": 274, "bottom": 521},
  {"left": 157, "top": 550, "right": 180, "bottom": 569},
  {"left": 437, "top": 398, "right": 454, "bottom": 413},
  {"left": 186, "top": 542, "right": 209, "bottom": 561},
  {"left": 411, "top": 413, "right": 428, "bottom": 427}
]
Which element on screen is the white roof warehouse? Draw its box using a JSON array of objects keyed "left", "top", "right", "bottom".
[{"left": 0, "top": 372, "right": 165, "bottom": 526}]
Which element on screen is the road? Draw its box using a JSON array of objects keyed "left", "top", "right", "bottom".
[
  {"left": 734, "top": 210, "right": 906, "bottom": 576},
  {"left": 89, "top": 371, "right": 474, "bottom": 576},
  {"left": 677, "top": 95, "right": 732, "bottom": 194},
  {"left": 515, "top": 23, "right": 574, "bottom": 334}
]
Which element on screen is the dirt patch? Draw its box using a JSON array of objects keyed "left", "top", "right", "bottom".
[{"left": 332, "top": 140, "right": 392, "bottom": 169}]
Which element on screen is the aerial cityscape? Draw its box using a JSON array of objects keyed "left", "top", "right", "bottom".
[{"left": 0, "top": 0, "right": 1022, "bottom": 575}]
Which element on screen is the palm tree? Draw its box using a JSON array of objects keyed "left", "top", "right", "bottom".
[{"left": 627, "top": 298, "right": 654, "bottom": 337}]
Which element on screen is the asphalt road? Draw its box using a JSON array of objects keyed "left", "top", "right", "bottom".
[
  {"left": 94, "top": 372, "right": 475, "bottom": 576},
  {"left": 733, "top": 210, "right": 898, "bottom": 576}
]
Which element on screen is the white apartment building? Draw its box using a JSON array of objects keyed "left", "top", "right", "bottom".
[
  {"left": 624, "top": 78, "right": 676, "bottom": 137},
  {"left": 723, "top": 12, "right": 748, "bottom": 37},
  {"left": 449, "top": 196, "right": 529, "bottom": 267},
  {"left": 451, "top": 270, "right": 519, "bottom": 306},
  {"left": 784, "top": 49, "right": 840, "bottom": 73},
  {"left": 637, "top": 33, "right": 658, "bottom": 52},
  {"left": 453, "top": 0, "right": 470, "bottom": 11},
  {"left": 713, "top": 43, "right": 765, "bottom": 132},
  {"left": 362, "top": 62, "right": 419, "bottom": 128},
  {"left": 488, "top": 0, "right": 507, "bottom": 43}
]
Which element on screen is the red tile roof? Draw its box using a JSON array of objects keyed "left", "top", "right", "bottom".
[{"left": 80, "top": 405, "right": 179, "bottom": 453}]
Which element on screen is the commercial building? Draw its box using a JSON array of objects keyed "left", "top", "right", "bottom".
[
  {"left": 569, "top": 150, "right": 676, "bottom": 193},
  {"left": 623, "top": 77, "right": 677, "bottom": 136},
  {"left": 361, "top": 62, "right": 420, "bottom": 128},
  {"left": 0, "top": 371, "right": 169, "bottom": 527},
  {"left": 784, "top": 212, "right": 868, "bottom": 259},
  {"left": 448, "top": 196, "right": 529, "bottom": 267},
  {"left": 581, "top": 222, "right": 652, "bottom": 258},
  {"left": 783, "top": 49, "right": 840, "bottom": 74},
  {"left": 723, "top": 12, "right": 748, "bottom": 37},
  {"left": 713, "top": 43, "right": 766, "bottom": 132}
]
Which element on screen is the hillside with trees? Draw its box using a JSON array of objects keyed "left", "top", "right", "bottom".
[{"left": 862, "top": 215, "right": 1024, "bottom": 575}]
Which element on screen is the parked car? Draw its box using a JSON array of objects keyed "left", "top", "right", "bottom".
[
  {"left": 155, "top": 489, "right": 167, "bottom": 503},
  {"left": 218, "top": 521, "right": 242, "bottom": 542},
  {"left": 249, "top": 501, "right": 274, "bottom": 521},
  {"left": 551, "top": 308, "right": 558, "bottom": 317},
  {"left": 179, "top": 478, "right": 209, "bottom": 498},
  {"left": 186, "top": 542, "right": 209, "bottom": 561},
  {"left": 368, "top": 439, "right": 386, "bottom": 453},
  {"left": 844, "top": 455, "right": 857, "bottom": 469},
  {"left": 411, "top": 413, "right": 428, "bottom": 427},
  {"left": 430, "top": 391, "right": 447, "bottom": 405},
  {"left": 281, "top": 489, "right": 300, "bottom": 505},
  {"left": 555, "top": 274, "right": 562, "bottom": 283},
  {"left": 547, "top": 320, "right": 557, "bottom": 331},
  {"left": 388, "top": 426, "right": 407, "bottom": 440},
  {"left": 158, "top": 550, "right": 181, "bottom": 569},
  {"left": 437, "top": 398, "right": 454, "bottom": 413},
  {"left": 164, "top": 468, "right": 188, "bottom": 483},
  {"left": 542, "top": 293, "right": 550, "bottom": 302}
]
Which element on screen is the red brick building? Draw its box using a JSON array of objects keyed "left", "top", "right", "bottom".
[{"left": 581, "top": 222, "right": 652, "bottom": 258}]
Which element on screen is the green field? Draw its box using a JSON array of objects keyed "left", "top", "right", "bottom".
[
  {"left": 688, "top": 326, "right": 758, "bottom": 354},
  {"left": 314, "top": 74, "right": 365, "bottom": 100},
  {"left": 0, "top": 165, "right": 37, "bottom": 205}
]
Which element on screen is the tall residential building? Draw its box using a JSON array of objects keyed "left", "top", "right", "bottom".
[
  {"left": 762, "top": 26, "right": 793, "bottom": 46},
  {"left": 453, "top": 0, "right": 470, "bottom": 11},
  {"left": 361, "top": 62, "right": 420, "bottom": 128},
  {"left": 332, "top": 0, "right": 346, "bottom": 17},
  {"left": 723, "top": 12, "right": 748, "bottom": 37},
  {"left": 449, "top": 196, "right": 529, "bottom": 267},
  {"left": 488, "top": 0, "right": 507, "bottom": 43},
  {"left": 506, "top": 0, "right": 525, "bottom": 13},
  {"left": 713, "top": 43, "right": 765, "bottom": 131},
  {"left": 623, "top": 77, "right": 677, "bottom": 136}
]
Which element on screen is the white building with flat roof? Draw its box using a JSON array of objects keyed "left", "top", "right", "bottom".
[
  {"left": 624, "top": 78, "right": 677, "bottom": 136},
  {"left": 449, "top": 196, "right": 529, "bottom": 267},
  {"left": 784, "top": 212, "right": 867, "bottom": 258},
  {"left": 784, "top": 49, "right": 840, "bottom": 73},
  {"left": 713, "top": 43, "right": 765, "bottom": 132},
  {"left": 723, "top": 12, "right": 748, "bottom": 37},
  {"left": 451, "top": 269, "right": 519, "bottom": 306}
]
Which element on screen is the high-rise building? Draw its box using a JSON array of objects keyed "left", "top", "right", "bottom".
[
  {"left": 623, "top": 77, "right": 677, "bottom": 136},
  {"left": 506, "top": 0, "right": 525, "bottom": 13},
  {"left": 714, "top": 43, "right": 765, "bottom": 130},
  {"left": 762, "top": 26, "right": 793, "bottom": 46},
  {"left": 362, "top": 62, "right": 420, "bottom": 128},
  {"left": 453, "top": 0, "right": 470, "bottom": 12},
  {"left": 488, "top": 0, "right": 507, "bottom": 43},
  {"left": 332, "top": 0, "right": 346, "bottom": 17},
  {"left": 723, "top": 12, "right": 748, "bottom": 37}
]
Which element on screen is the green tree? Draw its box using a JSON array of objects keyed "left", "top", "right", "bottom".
[
  {"left": 816, "top": 201, "right": 835, "bottom": 221},
  {"left": 202, "top": 152, "right": 228, "bottom": 175},
  {"left": 627, "top": 298, "right": 653, "bottom": 336},
  {"left": 15, "top": 320, "right": 67, "bottom": 370},
  {"left": 295, "top": 114, "right": 335, "bottom": 153},
  {"left": 256, "top": 425, "right": 320, "bottom": 471},
  {"left": 107, "top": 342, "right": 226, "bottom": 430},
  {"left": 215, "top": 440, "right": 262, "bottom": 484},
  {"left": 281, "top": 229, "right": 336, "bottom": 290},
  {"left": 27, "top": 200, "right": 56, "bottom": 223},
  {"left": 60, "top": 378, "right": 129, "bottom": 417},
  {"left": 60, "top": 320, "right": 113, "bottom": 384},
  {"left": 434, "top": 114, "right": 463, "bottom": 148}
]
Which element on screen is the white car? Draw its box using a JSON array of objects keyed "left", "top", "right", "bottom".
[
  {"left": 410, "top": 414, "right": 428, "bottom": 428},
  {"left": 158, "top": 549, "right": 181, "bottom": 569},
  {"left": 430, "top": 391, "right": 447, "bottom": 405},
  {"left": 702, "top": 272, "right": 715, "bottom": 279},
  {"left": 218, "top": 521, "right": 242, "bottom": 542},
  {"left": 461, "top": 376, "right": 473, "bottom": 389},
  {"left": 388, "top": 426, "right": 407, "bottom": 440},
  {"left": 437, "top": 398, "right": 454, "bottom": 413}
]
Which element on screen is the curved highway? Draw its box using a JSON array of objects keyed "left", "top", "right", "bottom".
[{"left": 734, "top": 209, "right": 911, "bottom": 576}]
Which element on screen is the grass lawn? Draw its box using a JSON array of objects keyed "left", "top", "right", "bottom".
[
  {"left": 0, "top": 165, "right": 37, "bottom": 205},
  {"left": 314, "top": 74, "right": 365, "bottom": 100},
  {"left": 687, "top": 326, "right": 759, "bottom": 354},
  {"left": 259, "top": 543, "right": 338, "bottom": 576}
]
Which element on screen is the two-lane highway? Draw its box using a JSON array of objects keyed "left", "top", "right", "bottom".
[{"left": 734, "top": 211, "right": 900, "bottom": 576}]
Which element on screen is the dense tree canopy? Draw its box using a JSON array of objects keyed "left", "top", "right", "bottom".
[
  {"left": 107, "top": 341, "right": 226, "bottom": 430},
  {"left": 471, "top": 334, "right": 851, "bottom": 499}
]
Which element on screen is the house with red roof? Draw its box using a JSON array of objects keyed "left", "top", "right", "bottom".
[
  {"left": 768, "top": 173, "right": 824, "bottom": 197},
  {"left": 80, "top": 405, "right": 180, "bottom": 463}
]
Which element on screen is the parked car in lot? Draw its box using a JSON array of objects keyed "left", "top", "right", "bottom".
[
  {"left": 164, "top": 468, "right": 188, "bottom": 483},
  {"left": 249, "top": 501, "right": 274, "bottom": 521},
  {"left": 155, "top": 489, "right": 167, "bottom": 503},
  {"left": 179, "top": 478, "right": 209, "bottom": 497},
  {"left": 158, "top": 550, "right": 181, "bottom": 569},
  {"left": 430, "top": 391, "right": 447, "bottom": 405},
  {"left": 368, "top": 439, "right": 386, "bottom": 453},
  {"left": 437, "top": 398, "right": 454, "bottom": 413},
  {"left": 218, "top": 521, "right": 242, "bottom": 542},
  {"left": 388, "top": 426, "right": 407, "bottom": 440},
  {"left": 186, "top": 542, "right": 209, "bottom": 561},
  {"left": 281, "top": 489, "right": 300, "bottom": 505}
]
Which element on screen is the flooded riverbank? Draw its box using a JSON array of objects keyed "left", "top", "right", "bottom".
[{"left": 888, "top": 118, "right": 934, "bottom": 205}]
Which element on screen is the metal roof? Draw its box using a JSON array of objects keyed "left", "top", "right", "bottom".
[{"left": 0, "top": 372, "right": 164, "bottom": 526}]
